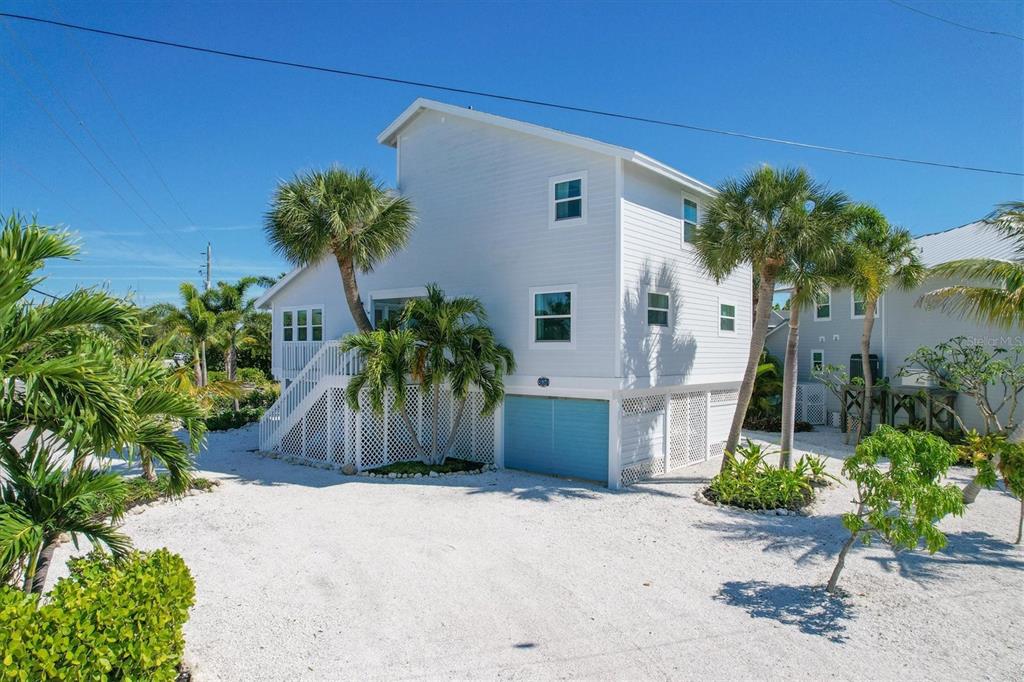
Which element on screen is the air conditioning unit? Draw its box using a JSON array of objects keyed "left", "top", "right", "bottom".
[{"left": 901, "top": 369, "right": 937, "bottom": 388}]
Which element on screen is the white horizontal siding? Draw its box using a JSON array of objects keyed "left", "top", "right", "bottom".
[{"left": 620, "top": 163, "right": 751, "bottom": 387}]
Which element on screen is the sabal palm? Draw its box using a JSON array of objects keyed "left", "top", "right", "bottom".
[
  {"left": 843, "top": 205, "right": 924, "bottom": 441},
  {"left": 405, "top": 284, "right": 515, "bottom": 463},
  {"left": 695, "top": 166, "right": 847, "bottom": 467},
  {"left": 266, "top": 167, "right": 415, "bottom": 333},
  {"left": 920, "top": 201, "right": 1024, "bottom": 328}
]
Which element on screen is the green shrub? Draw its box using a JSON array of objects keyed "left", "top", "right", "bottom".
[
  {"left": 204, "top": 406, "right": 264, "bottom": 431},
  {"left": 827, "top": 426, "right": 964, "bottom": 593},
  {"left": 79, "top": 474, "right": 216, "bottom": 518},
  {"left": 208, "top": 370, "right": 227, "bottom": 383},
  {"left": 705, "top": 441, "right": 817, "bottom": 511},
  {"left": 742, "top": 414, "right": 814, "bottom": 433},
  {"left": 0, "top": 549, "right": 195, "bottom": 680},
  {"left": 237, "top": 367, "right": 270, "bottom": 384},
  {"left": 240, "top": 385, "right": 279, "bottom": 410}
]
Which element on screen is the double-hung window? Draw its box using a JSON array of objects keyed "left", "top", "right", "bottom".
[
  {"left": 811, "top": 349, "right": 825, "bottom": 372},
  {"left": 532, "top": 288, "right": 574, "bottom": 345},
  {"left": 814, "top": 290, "right": 832, "bottom": 321},
  {"left": 647, "top": 291, "right": 670, "bottom": 327},
  {"left": 851, "top": 291, "right": 878, "bottom": 319},
  {"left": 549, "top": 172, "right": 587, "bottom": 227},
  {"left": 719, "top": 300, "right": 736, "bottom": 334},
  {"left": 282, "top": 307, "right": 323, "bottom": 342},
  {"left": 683, "top": 198, "right": 698, "bottom": 244}
]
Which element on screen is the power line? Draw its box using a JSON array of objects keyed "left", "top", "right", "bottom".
[
  {"left": 0, "top": 11, "right": 1020, "bottom": 178},
  {"left": 887, "top": 0, "right": 1024, "bottom": 42},
  {"left": 47, "top": 0, "right": 202, "bottom": 234},
  {"left": 0, "top": 54, "right": 195, "bottom": 262},
  {"left": 29, "top": 287, "right": 62, "bottom": 301},
  {"left": 3, "top": 20, "right": 188, "bottom": 248}
]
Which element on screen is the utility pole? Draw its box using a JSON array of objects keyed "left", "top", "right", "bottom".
[{"left": 199, "top": 242, "right": 212, "bottom": 291}]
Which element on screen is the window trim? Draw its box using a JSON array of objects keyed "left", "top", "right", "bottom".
[
  {"left": 681, "top": 195, "right": 699, "bottom": 246},
  {"left": 814, "top": 289, "right": 832, "bottom": 321},
  {"left": 850, "top": 290, "right": 880, "bottom": 320},
  {"left": 811, "top": 349, "right": 825, "bottom": 373},
  {"left": 529, "top": 284, "right": 577, "bottom": 349},
  {"left": 646, "top": 287, "right": 671, "bottom": 329},
  {"left": 548, "top": 171, "right": 588, "bottom": 229},
  {"left": 718, "top": 297, "right": 737, "bottom": 336},
  {"left": 280, "top": 304, "right": 325, "bottom": 343}
]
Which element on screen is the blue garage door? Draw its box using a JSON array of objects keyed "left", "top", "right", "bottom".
[{"left": 504, "top": 396, "right": 609, "bottom": 484}]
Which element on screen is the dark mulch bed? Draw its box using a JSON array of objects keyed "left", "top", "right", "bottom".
[{"left": 370, "top": 457, "right": 484, "bottom": 476}]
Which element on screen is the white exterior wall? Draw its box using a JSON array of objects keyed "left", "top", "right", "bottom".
[{"left": 619, "top": 163, "right": 751, "bottom": 388}]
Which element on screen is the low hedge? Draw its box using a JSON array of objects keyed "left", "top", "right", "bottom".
[
  {"left": 742, "top": 415, "right": 814, "bottom": 433},
  {"left": 204, "top": 406, "right": 264, "bottom": 431},
  {"left": 79, "top": 474, "right": 216, "bottom": 518},
  {"left": 0, "top": 549, "right": 195, "bottom": 681}
]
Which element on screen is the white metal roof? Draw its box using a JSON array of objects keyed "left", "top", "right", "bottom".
[
  {"left": 913, "top": 220, "right": 1017, "bottom": 267},
  {"left": 377, "top": 98, "right": 717, "bottom": 197}
]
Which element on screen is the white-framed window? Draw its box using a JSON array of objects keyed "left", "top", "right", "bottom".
[
  {"left": 811, "top": 349, "right": 825, "bottom": 372},
  {"left": 647, "top": 290, "right": 670, "bottom": 327},
  {"left": 718, "top": 299, "right": 737, "bottom": 335},
  {"left": 530, "top": 285, "right": 576, "bottom": 347},
  {"left": 814, "top": 289, "right": 832, "bottom": 321},
  {"left": 549, "top": 172, "right": 587, "bottom": 228},
  {"left": 682, "top": 197, "right": 699, "bottom": 244},
  {"left": 851, "top": 291, "right": 879, "bottom": 319},
  {"left": 281, "top": 306, "right": 323, "bottom": 342}
]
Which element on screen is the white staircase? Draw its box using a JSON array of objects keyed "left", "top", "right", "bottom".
[{"left": 259, "top": 341, "right": 362, "bottom": 452}]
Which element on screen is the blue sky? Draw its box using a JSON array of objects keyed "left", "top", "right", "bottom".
[{"left": 1, "top": 0, "right": 1021, "bottom": 304}]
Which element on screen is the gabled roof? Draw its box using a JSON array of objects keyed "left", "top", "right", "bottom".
[
  {"left": 254, "top": 264, "right": 305, "bottom": 309},
  {"left": 377, "top": 98, "right": 716, "bottom": 197}
]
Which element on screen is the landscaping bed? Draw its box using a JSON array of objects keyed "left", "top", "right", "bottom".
[
  {"left": 367, "top": 457, "right": 486, "bottom": 477},
  {"left": 82, "top": 474, "right": 217, "bottom": 517}
]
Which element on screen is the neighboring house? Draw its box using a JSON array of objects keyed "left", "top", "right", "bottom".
[
  {"left": 766, "top": 220, "right": 1020, "bottom": 431},
  {"left": 255, "top": 98, "right": 751, "bottom": 488}
]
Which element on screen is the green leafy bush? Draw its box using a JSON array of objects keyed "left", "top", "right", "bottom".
[
  {"left": 204, "top": 406, "right": 264, "bottom": 431},
  {"left": 742, "top": 415, "right": 814, "bottom": 433},
  {"left": 0, "top": 549, "right": 195, "bottom": 680},
  {"left": 79, "top": 474, "right": 216, "bottom": 518},
  {"left": 237, "top": 367, "right": 270, "bottom": 384},
  {"left": 705, "top": 441, "right": 818, "bottom": 511},
  {"left": 827, "top": 426, "right": 965, "bottom": 593},
  {"left": 240, "top": 385, "right": 279, "bottom": 409}
]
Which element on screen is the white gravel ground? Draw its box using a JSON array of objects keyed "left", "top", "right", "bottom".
[{"left": 51, "top": 424, "right": 1022, "bottom": 681}]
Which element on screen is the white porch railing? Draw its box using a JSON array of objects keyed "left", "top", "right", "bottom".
[
  {"left": 260, "top": 341, "right": 363, "bottom": 451},
  {"left": 276, "top": 341, "right": 325, "bottom": 381}
]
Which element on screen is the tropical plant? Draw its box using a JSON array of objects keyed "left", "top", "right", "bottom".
[
  {"left": 695, "top": 165, "right": 847, "bottom": 469},
  {"left": 775, "top": 188, "right": 850, "bottom": 467},
  {"left": 745, "top": 351, "right": 783, "bottom": 423},
  {"left": 842, "top": 205, "right": 925, "bottom": 442},
  {"left": 959, "top": 432, "right": 1024, "bottom": 543},
  {"left": 265, "top": 166, "right": 415, "bottom": 333},
  {"left": 165, "top": 282, "right": 217, "bottom": 387},
  {"left": 919, "top": 201, "right": 1024, "bottom": 329},
  {"left": 205, "top": 276, "right": 274, "bottom": 408},
  {"left": 827, "top": 426, "right": 964, "bottom": 594},
  {"left": 707, "top": 441, "right": 815, "bottom": 511},
  {"left": 343, "top": 284, "right": 514, "bottom": 465}
]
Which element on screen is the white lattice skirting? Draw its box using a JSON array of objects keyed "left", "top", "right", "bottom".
[
  {"left": 267, "top": 380, "right": 496, "bottom": 471},
  {"left": 618, "top": 388, "right": 737, "bottom": 486}
]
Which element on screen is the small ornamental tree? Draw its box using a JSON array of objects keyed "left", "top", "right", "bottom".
[
  {"left": 962, "top": 433, "right": 1024, "bottom": 543},
  {"left": 827, "top": 426, "right": 965, "bottom": 594}
]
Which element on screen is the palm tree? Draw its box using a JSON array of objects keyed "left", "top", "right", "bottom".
[
  {"left": 343, "top": 284, "right": 514, "bottom": 465},
  {"left": 919, "top": 201, "right": 1024, "bottom": 328},
  {"left": 265, "top": 167, "right": 415, "bottom": 333},
  {"left": 776, "top": 191, "right": 850, "bottom": 467},
  {"left": 695, "top": 166, "right": 847, "bottom": 468},
  {"left": 169, "top": 283, "right": 216, "bottom": 387},
  {"left": 405, "top": 284, "right": 515, "bottom": 463},
  {"left": 206, "top": 276, "right": 274, "bottom": 392},
  {"left": 843, "top": 205, "right": 924, "bottom": 442}
]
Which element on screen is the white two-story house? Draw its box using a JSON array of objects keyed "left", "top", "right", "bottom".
[{"left": 255, "top": 99, "right": 750, "bottom": 487}]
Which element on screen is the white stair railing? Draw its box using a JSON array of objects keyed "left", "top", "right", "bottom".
[{"left": 259, "top": 341, "right": 363, "bottom": 451}]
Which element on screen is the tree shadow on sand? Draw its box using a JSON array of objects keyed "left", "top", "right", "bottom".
[
  {"left": 715, "top": 580, "right": 853, "bottom": 643},
  {"left": 865, "top": 530, "right": 1024, "bottom": 585}
]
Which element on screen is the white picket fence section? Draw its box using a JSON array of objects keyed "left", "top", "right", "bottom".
[
  {"left": 259, "top": 341, "right": 363, "bottom": 452},
  {"left": 795, "top": 382, "right": 827, "bottom": 425},
  {"left": 617, "top": 387, "right": 737, "bottom": 486}
]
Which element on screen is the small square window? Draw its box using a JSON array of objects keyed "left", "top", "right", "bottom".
[
  {"left": 533, "top": 290, "right": 572, "bottom": 343},
  {"left": 720, "top": 303, "right": 736, "bottom": 332},
  {"left": 647, "top": 292, "right": 670, "bottom": 327},
  {"left": 683, "top": 198, "right": 698, "bottom": 244},
  {"left": 812, "top": 350, "right": 825, "bottom": 372},
  {"left": 551, "top": 173, "right": 586, "bottom": 226}
]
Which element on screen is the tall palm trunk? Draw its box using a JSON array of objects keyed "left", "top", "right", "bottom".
[
  {"left": 430, "top": 383, "right": 441, "bottom": 465},
  {"left": 201, "top": 341, "right": 209, "bottom": 387},
  {"left": 779, "top": 292, "right": 801, "bottom": 468},
  {"left": 227, "top": 343, "right": 239, "bottom": 410},
  {"left": 397, "top": 405, "right": 426, "bottom": 461},
  {"left": 192, "top": 349, "right": 203, "bottom": 388},
  {"left": 854, "top": 298, "right": 877, "bottom": 444},
  {"left": 444, "top": 398, "right": 468, "bottom": 463},
  {"left": 723, "top": 265, "right": 779, "bottom": 469},
  {"left": 141, "top": 453, "right": 157, "bottom": 481},
  {"left": 28, "top": 534, "right": 58, "bottom": 594},
  {"left": 333, "top": 249, "right": 374, "bottom": 333}
]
